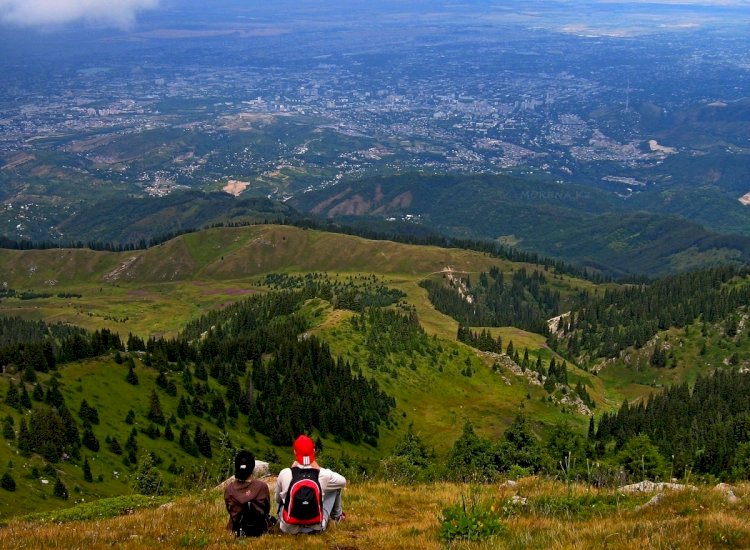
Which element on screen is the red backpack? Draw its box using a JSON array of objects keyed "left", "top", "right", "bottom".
[{"left": 282, "top": 467, "right": 323, "bottom": 525}]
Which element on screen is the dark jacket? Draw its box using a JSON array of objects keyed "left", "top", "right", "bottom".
[{"left": 224, "top": 478, "right": 271, "bottom": 534}]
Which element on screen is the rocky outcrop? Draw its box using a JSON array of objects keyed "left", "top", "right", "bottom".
[
  {"left": 619, "top": 480, "right": 696, "bottom": 493},
  {"left": 714, "top": 483, "right": 740, "bottom": 504}
]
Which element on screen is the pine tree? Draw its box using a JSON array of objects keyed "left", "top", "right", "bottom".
[
  {"left": 109, "top": 437, "right": 123, "bottom": 455},
  {"left": 83, "top": 457, "right": 93, "bottom": 482},
  {"left": 53, "top": 477, "right": 69, "bottom": 499},
  {"left": 79, "top": 399, "right": 100, "bottom": 424},
  {"left": 5, "top": 382, "right": 19, "bottom": 409},
  {"left": 134, "top": 452, "right": 163, "bottom": 495},
  {"left": 19, "top": 385, "right": 32, "bottom": 410},
  {"left": 17, "top": 419, "right": 31, "bottom": 456},
  {"left": 195, "top": 426, "right": 212, "bottom": 458},
  {"left": 82, "top": 422, "right": 100, "bottom": 452},
  {"left": 126, "top": 364, "right": 139, "bottom": 385},
  {"left": 177, "top": 396, "right": 189, "bottom": 419},
  {"left": 1, "top": 472, "right": 16, "bottom": 492},
  {"left": 182, "top": 367, "right": 195, "bottom": 395},
  {"left": 194, "top": 362, "right": 208, "bottom": 381},
  {"left": 147, "top": 391, "right": 166, "bottom": 425},
  {"left": 32, "top": 383, "right": 44, "bottom": 401},
  {"left": 179, "top": 426, "right": 198, "bottom": 457},
  {"left": 44, "top": 378, "right": 64, "bottom": 409},
  {"left": 125, "top": 428, "right": 138, "bottom": 456},
  {"left": 58, "top": 404, "right": 81, "bottom": 449},
  {"left": 22, "top": 364, "right": 37, "bottom": 383},
  {"left": 2, "top": 416, "right": 14, "bottom": 441}
]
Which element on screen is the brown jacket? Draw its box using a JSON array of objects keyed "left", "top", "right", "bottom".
[{"left": 223, "top": 478, "right": 271, "bottom": 531}]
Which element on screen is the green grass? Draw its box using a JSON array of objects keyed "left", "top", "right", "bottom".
[
  {"left": 18, "top": 494, "right": 171, "bottom": 524},
  {"left": 1, "top": 224, "right": 745, "bottom": 519}
]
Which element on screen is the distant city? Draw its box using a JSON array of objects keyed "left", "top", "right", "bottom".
[{"left": 1, "top": 2, "right": 749, "bottom": 241}]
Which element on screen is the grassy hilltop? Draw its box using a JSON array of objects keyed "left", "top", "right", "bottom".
[
  {"left": 1, "top": 479, "right": 749, "bottom": 549},
  {"left": 0, "top": 225, "right": 602, "bottom": 517},
  {"left": 0, "top": 224, "right": 749, "bottom": 530}
]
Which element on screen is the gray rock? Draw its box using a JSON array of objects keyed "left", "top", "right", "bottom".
[
  {"left": 637, "top": 492, "right": 665, "bottom": 510},
  {"left": 714, "top": 483, "right": 740, "bottom": 504},
  {"left": 619, "top": 480, "right": 696, "bottom": 493}
]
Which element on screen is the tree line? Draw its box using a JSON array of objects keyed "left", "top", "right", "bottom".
[
  {"left": 554, "top": 266, "right": 750, "bottom": 364},
  {"left": 422, "top": 267, "right": 560, "bottom": 334},
  {"left": 593, "top": 369, "right": 750, "bottom": 479}
]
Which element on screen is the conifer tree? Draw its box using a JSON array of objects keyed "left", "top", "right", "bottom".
[
  {"left": 125, "top": 428, "right": 138, "bottom": 457},
  {"left": 82, "top": 422, "right": 100, "bottom": 452},
  {"left": 182, "top": 367, "right": 195, "bottom": 395},
  {"left": 1, "top": 472, "right": 16, "bottom": 492},
  {"left": 19, "top": 385, "right": 32, "bottom": 410},
  {"left": 2, "top": 416, "right": 14, "bottom": 441},
  {"left": 79, "top": 399, "right": 99, "bottom": 424},
  {"left": 109, "top": 437, "right": 123, "bottom": 455},
  {"left": 53, "top": 477, "right": 68, "bottom": 499},
  {"left": 177, "top": 396, "right": 189, "bottom": 419},
  {"left": 17, "top": 419, "right": 31, "bottom": 456},
  {"left": 194, "top": 362, "right": 208, "bottom": 381},
  {"left": 134, "top": 452, "right": 162, "bottom": 495},
  {"left": 32, "top": 383, "right": 44, "bottom": 401},
  {"left": 126, "top": 364, "right": 139, "bottom": 385},
  {"left": 22, "top": 364, "right": 37, "bottom": 383},
  {"left": 5, "top": 382, "right": 19, "bottom": 409},
  {"left": 59, "top": 404, "right": 81, "bottom": 449},
  {"left": 83, "top": 457, "right": 93, "bottom": 482},
  {"left": 147, "top": 390, "right": 166, "bottom": 425}
]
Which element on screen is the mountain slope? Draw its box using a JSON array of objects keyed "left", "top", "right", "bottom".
[{"left": 290, "top": 173, "right": 750, "bottom": 276}]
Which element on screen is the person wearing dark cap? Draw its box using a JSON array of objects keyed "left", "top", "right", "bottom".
[
  {"left": 224, "top": 450, "right": 272, "bottom": 537},
  {"left": 275, "top": 434, "right": 347, "bottom": 534}
]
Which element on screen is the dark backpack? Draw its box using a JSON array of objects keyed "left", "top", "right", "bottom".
[
  {"left": 282, "top": 467, "right": 323, "bottom": 526},
  {"left": 232, "top": 501, "right": 270, "bottom": 537}
]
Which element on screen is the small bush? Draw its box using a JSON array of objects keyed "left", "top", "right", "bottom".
[
  {"left": 439, "top": 491, "right": 506, "bottom": 543},
  {"left": 53, "top": 478, "right": 68, "bottom": 500},
  {"left": 381, "top": 456, "right": 421, "bottom": 484},
  {"left": 1, "top": 472, "right": 16, "bottom": 492}
]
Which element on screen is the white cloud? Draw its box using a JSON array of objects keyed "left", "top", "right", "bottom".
[{"left": 0, "top": 0, "right": 159, "bottom": 28}]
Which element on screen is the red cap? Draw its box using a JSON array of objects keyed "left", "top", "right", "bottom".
[{"left": 293, "top": 435, "right": 315, "bottom": 466}]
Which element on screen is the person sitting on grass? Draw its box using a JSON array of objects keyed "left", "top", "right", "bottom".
[
  {"left": 275, "top": 435, "right": 347, "bottom": 534},
  {"left": 224, "top": 449, "right": 272, "bottom": 537}
]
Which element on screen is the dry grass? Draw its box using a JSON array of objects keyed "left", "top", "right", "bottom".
[{"left": 2, "top": 479, "right": 748, "bottom": 549}]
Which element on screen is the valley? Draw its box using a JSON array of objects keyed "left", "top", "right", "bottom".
[
  {"left": 0, "top": 225, "right": 749, "bottom": 521},
  {"left": 1, "top": 2, "right": 750, "bottom": 545}
]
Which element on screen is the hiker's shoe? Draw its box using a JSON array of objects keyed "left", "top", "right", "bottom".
[{"left": 333, "top": 512, "right": 346, "bottom": 523}]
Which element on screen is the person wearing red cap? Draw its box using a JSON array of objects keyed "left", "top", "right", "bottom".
[{"left": 275, "top": 435, "right": 347, "bottom": 534}]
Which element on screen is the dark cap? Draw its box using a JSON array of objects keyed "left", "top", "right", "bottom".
[{"left": 234, "top": 450, "right": 255, "bottom": 480}]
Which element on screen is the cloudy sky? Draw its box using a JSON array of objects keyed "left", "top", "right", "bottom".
[
  {"left": 0, "top": 0, "right": 159, "bottom": 27},
  {"left": 1, "top": 0, "right": 748, "bottom": 29}
]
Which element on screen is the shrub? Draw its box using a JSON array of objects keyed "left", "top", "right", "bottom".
[
  {"left": 439, "top": 491, "right": 506, "bottom": 543},
  {"left": 134, "top": 453, "right": 163, "bottom": 495},
  {"left": 1, "top": 472, "right": 16, "bottom": 492},
  {"left": 381, "top": 456, "right": 421, "bottom": 484},
  {"left": 53, "top": 478, "right": 69, "bottom": 500},
  {"left": 446, "top": 422, "right": 497, "bottom": 482}
]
